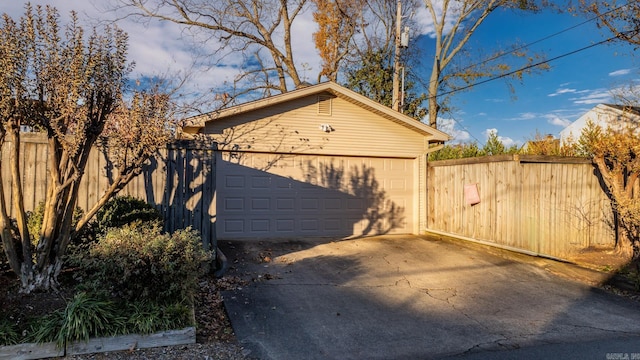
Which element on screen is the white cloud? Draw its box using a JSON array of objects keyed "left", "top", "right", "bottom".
[
  {"left": 505, "top": 112, "right": 537, "bottom": 121},
  {"left": 435, "top": 117, "right": 470, "bottom": 143},
  {"left": 609, "top": 68, "right": 631, "bottom": 77},
  {"left": 483, "top": 128, "right": 498, "bottom": 137},
  {"left": 518, "top": 112, "right": 536, "bottom": 120},
  {"left": 413, "top": 1, "right": 462, "bottom": 38},
  {"left": 570, "top": 88, "right": 612, "bottom": 105},
  {"left": 545, "top": 114, "right": 572, "bottom": 127},
  {"left": 482, "top": 128, "right": 519, "bottom": 147},
  {"left": 548, "top": 88, "right": 577, "bottom": 97},
  {"left": 3, "top": 0, "right": 323, "bottom": 101}
]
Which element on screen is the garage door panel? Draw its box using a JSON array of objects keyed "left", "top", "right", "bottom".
[
  {"left": 250, "top": 219, "right": 269, "bottom": 232},
  {"left": 224, "top": 197, "right": 244, "bottom": 211},
  {"left": 300, "top": 197, "right": 320, "bottom": 211},
  {"left": 251, "top": 198, "right": 270, "bottom": 211},
  {"left": 276, "top": 219, "right": 295, "bottom": 232},
  {"left": 224, "top": 219, "right": 245, "bottom": 233},
  {"left": 275, "top": 178, "right": 294, "bottom": 189},
  {"left": 217, "top": 153, "right": 414, "bottom": 239},
  {"left": 251, "top": 176, "right": 270, "bottom": 188},
  {"left": 276, "top": 198, "right": 295, "bottom": 211},
  {"left": 225, "top": 175, "right": 245, "bottom": 188}
]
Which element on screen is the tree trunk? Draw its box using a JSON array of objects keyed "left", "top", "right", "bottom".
[
  {"left": 427, "top": 59, "right": 440, "bottom": 128},
  {"left": 20, "top": 261, "right": 61, "bottom": 293},
  {"left": 614, "top": 226, "right": 635, "bottom": 262}
]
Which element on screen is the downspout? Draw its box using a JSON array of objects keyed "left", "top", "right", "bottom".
[{"left": 214, "top": 246, "right": 229, "bottom": 278}]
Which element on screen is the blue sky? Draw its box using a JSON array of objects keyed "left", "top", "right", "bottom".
[
  {"left": 423, "top": 7, "right": 639, "bottom": 146},
  {"left": 4, "top": 1, "right": 638, "bottom": 147}
]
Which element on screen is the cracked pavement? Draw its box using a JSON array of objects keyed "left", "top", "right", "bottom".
[{"left": 220, "top": 235, "right": 640, "bottom": 359}]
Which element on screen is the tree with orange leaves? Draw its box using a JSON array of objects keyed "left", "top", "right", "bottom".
[{"left": 312, "top": 0, "right": 365, "bottom": 82}]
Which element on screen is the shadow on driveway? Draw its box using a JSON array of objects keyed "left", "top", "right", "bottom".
[{"left": 220, "top": 235, "right": 640, "bottom": 360}]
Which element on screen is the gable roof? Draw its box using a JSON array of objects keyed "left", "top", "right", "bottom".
[
  {"left": 181, "top": 81, "right": 450, "bottom": 142},
  {"left": 560, "top": 103, "right": 640, "bottom": 143},
  {"left": 602, "top": 103, "right": 640, "bottom": 115}
]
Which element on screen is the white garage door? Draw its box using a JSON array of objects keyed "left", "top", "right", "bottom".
[{"left": 216, "top": 152, "right": 415, "bottom": 239}]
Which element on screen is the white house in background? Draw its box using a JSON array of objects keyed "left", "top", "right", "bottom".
[{"left": 560, "top": 104, "right": 640, "bottom": 144}]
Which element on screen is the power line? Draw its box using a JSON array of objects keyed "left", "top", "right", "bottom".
[
  {"left": 452, "top": 2, "right": 632, "bottom": 77},
  {"left": 431, "top": 29, "right": 637, "bottom": 100}
]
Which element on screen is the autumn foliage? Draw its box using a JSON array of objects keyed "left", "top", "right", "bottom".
[
  {"left": 0, "top": 5, "right": 173, "bottom": 293},
  {"left": 312, "top": 0, "right": 364, "bottom": 82},
  {"left": 578, "top": 118, "right": 640, "bottom": 259}
]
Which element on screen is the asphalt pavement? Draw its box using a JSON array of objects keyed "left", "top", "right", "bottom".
[{"left": 220, "top": 235, "right": 640, "bottom": 360}]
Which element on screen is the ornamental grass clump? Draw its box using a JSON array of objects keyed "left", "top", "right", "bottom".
[
  {"left": 0, "top": 318, "right": 20, "bottom": 345},
  {"left": 125, "top": 301, "right": 193, "bottom": 334},
  {"left": 28, "top": 292, "right": 126, "bottom": 348}
]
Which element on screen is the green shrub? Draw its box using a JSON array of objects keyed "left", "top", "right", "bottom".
[
  {"left": 28, "top": 292, "right": 126, "bottom": 347},
  {"left": 25, "top": 202, "right": 97, "bottom": 268},
  {"left": 81, "top": 224, "right": 210, "bottom": 304},
  {"left": 0, "top": 317, "right": 20, "bottom": 345},
  {"left": 94, "top": 196, "right": 163, "bottom": 235},
  {"left": 125, "top": 301, "right": 192, "bottom": 334},
  {"left": 26, "top": 293, "right": 193, "bottom": 346},
  {"left": 27, "top": 202, "right": 86, "bottom": 246}
]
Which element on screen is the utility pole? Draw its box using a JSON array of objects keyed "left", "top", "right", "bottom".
[{"left": 392, "top": 0, "right": 401, "bottom": 112}]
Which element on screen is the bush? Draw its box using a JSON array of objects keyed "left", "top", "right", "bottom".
[
  {"left": 0, "top": 317, "right": 20, "bottom": 345},
  {"left": 94, "top": 196, "right": 163, "bottom": 235},
  {"left": 27, "top": 202, "right": 86, "bottom": 246},
  {"left": 80, "top": 223, "right": 210, "bottom": 304},
  {"left": 27, "top": 292, "right": 193, "bottom": 346},
  {"left": 24, "top": 203, "right": 96, "bottom": 268},
  {"left": 28, "top": 292, "right": 126, "bottom": 347},
  {"left": 125, "top": 301, "right": 193, "bottom": 334}
]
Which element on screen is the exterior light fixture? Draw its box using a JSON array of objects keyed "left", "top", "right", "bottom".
[{"left": 319, "top": 124, "right": 334, "bottom": 133}]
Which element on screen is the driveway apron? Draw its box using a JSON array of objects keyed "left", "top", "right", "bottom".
[{"left": 220, "top": 235, "right": 640, "bottom": 360}]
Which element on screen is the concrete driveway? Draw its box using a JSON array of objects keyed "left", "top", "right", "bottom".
[{"left": 220, "top": 235, "right": 640, "bottom": 360}]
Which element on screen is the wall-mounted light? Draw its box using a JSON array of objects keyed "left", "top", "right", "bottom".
[{"left": 319, "top": 124, "right": 334, "bottom": 133}]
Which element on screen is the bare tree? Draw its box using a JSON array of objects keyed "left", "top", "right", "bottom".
[
  {"left": 0, "top": 5, "right": 174, "bottom": 293},
  {"left": 579, "top": 0, "right": 640, "bottom": 45},
  {"left": 420, "top": 0, "right": 551, "bottom": 128},
  {"left": 111, "top": 0, "right": 308, "bottom": 97}
]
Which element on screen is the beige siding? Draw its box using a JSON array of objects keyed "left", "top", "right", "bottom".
[{"left": 203, "top": 93, "right": 426, "bottom": 158}]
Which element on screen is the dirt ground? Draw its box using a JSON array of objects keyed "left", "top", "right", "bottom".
[
  {"left": 0, "top": 269, "right": 246, "bottom": 345},
  {"left": 566, "top": 247, "right": 632, "bottom": 272}
]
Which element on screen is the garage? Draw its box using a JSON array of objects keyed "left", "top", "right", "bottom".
[
  {"left": 216, "top": 152, "right": 415, "bottom": 238},
  {"left": 180, "top": 82, "right": 449, "bottom": 240}
]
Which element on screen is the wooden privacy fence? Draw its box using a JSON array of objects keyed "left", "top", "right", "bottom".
[
  {"left": 427, "top": 155, "right": 616, "bottom": 260},
  {"left": 1, "top": 134, "right": 217, "bottom": 250}
]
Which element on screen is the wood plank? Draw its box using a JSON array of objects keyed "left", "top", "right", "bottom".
[
  {"left": 0, "top": 342, "right": 63, "bottom": 360},
  {"left": 201, "top": 149, "right": 217, "bottom": 249},
  {"left": 33, "top": 143, "right": 48, "bottom": 211},
  {"left": 66, "top": 327, "right": 195, "bottom": 356},
  {"left": 22, "top": 140, "right": 37, "bottom": 212}
]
